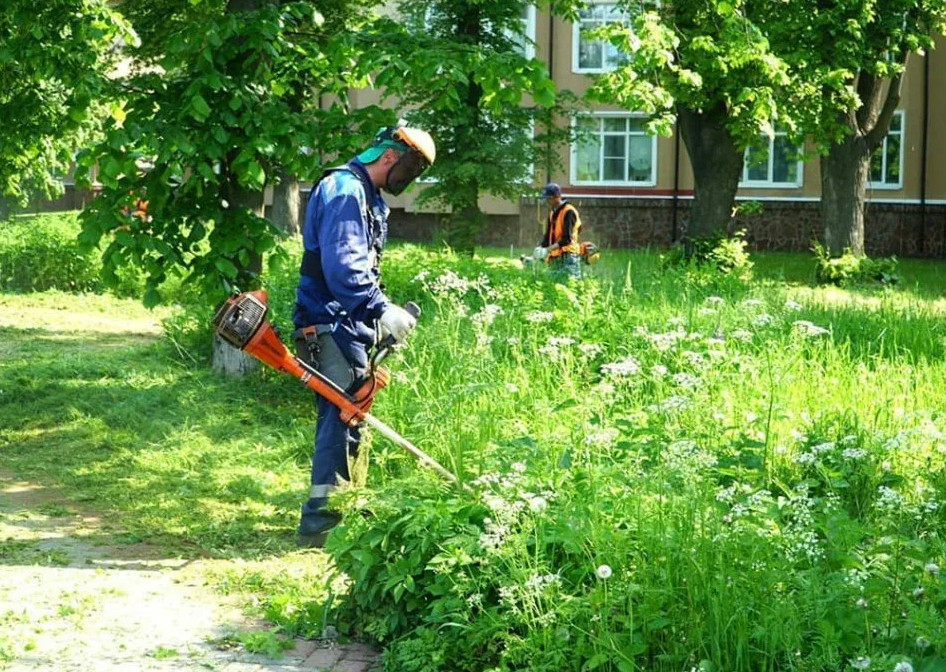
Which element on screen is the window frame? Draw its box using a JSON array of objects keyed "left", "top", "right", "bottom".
[
  {"left": 570, "top": 111, "right": 657, "bottom": 187},
  {"left": 571, "top": 2, "right": 629, "bottom": 74},
  {"left": 739, "top": 127, "right": 804, "bottom": 189},
  {"left": 518, "top": 4, "right": 537, "bottom": 60},
  {"left": 868, "top": 110, "right": 905, "bottom": 190}
]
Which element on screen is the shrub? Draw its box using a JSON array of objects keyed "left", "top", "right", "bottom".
[
  {"left": 0, "top": 213, "right": 103, "bottom": 292},
  {"left": 660, "top": 230, "right": 754, "bottom": 279},
  {"left": 812, "top": 242, "right": 900, "bottom": 286}
]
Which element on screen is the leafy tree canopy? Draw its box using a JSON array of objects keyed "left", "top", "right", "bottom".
[
  {"left": 0, "top": 0, "right": 133, "bottom": 205},
  {"left": 77, "top": 0, "right": 392, "bottom": 305},
  {"left": 588, "top": 0, "right": 794, "bottom": 146},
  {"left": 372, "top": 0, "right": 579, "bottom": 251}
]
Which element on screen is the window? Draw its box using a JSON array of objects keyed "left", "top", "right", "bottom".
[
  {"left": 573, "top": 3, "right": 629, "bottom": 73},
  {"left": 740, "top": 127, "right": 803, "bottom": 188},
  {"left": 512, "top": 5, "right": 537, "bottom": 59},
  {"left": 572, "top": 113, "right": 656, "bottom": 185},
  {"left": 869, "top": 111, "right": 903, "bottom": 189}
]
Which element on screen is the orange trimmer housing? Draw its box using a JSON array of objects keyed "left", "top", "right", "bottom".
[{"left": 213, "top": 290, "right": 388, "bottom": 426}]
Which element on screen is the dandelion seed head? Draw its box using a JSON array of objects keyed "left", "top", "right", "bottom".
[{"left": 596, "top": 564, "right": 612, "bottom": 579}]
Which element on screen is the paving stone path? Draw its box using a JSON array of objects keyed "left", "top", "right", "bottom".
[{"left": 0, "top": 475, "right": 380, "bottom": 672}]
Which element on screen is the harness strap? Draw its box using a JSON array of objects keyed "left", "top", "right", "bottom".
[{"left": 300, "top": 164, "right": 378, "bottom": 282}]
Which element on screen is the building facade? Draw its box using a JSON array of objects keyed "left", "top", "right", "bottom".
[{"left": 380, "top": 5, "right": 946, "bottom": 257}]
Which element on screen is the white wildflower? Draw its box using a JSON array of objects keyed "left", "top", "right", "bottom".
[
  {"left": 753, "top": 313, "right": 775, "bottom": 327},
  {"left": 924, "top": 562, "right": 940, "bottom": 576},
  {"left": 596, "top": 564, "right": 613, "bottom": 580},
  {"left": 578, "top": 343, "right": 603, "bottom": 357},
  {"left": 648, "top": 395, "right": 692, "bottom": 413},
  {"left": 672, "top": 372, "right": 702, "bottom": 389},
  {"left": 651, "top": 364, "right": 668, "bottom": 378},
  {"left": 586, "top": 427, "right": 620, "bottom": 448},
  {"left": 793, "top": 320, "right": 830, "bottom": 337},
  {"left": 471, "top": 303, "right": 503, "bottom": 328},
  {"left": 856, "top": 597, "right": 869, "bottom": 609},
  {"left": 916, "top": 636, "right": 930, "bottom": 650},
  {"left": 602, "top": 356, "right": 641, "bottom": 377},
  {"left": 850, "top": 656, "right": 870, "bottom": 670},
  {"left": 705, "top": 296, "right": 725, "bottom": 305},
  {"left": 525, "top": 311, "right": 554, "bottom": 323},
  {"left": 740, "top": 298, "right": 764, "bottom": 309},
  {"left": 548, "top": 336, "right": 575, "bottom": 347},
  {"left": 730, "top": 328, "right": 753, "bottom": 342},
  {"left": 893, "top": 662, "right": 914, "bottom": 672},
  {"left": 842, "top": 448, "right": 869, "bottom": 461}
]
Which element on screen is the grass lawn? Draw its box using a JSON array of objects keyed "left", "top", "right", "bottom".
[{"left": 2, "top": 243, "right": 946, "bottom": 671}]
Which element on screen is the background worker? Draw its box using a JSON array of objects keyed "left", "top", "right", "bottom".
[
  {"left": 534, "top": 182, "right": 582, "bottom": 280},
  {"left": 292, "top": 122, "right": 436, "bottom": 547}
]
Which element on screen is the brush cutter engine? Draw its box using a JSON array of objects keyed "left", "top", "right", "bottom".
[{"left": 213, "top": 291, "right": 268, "bottom": 349}]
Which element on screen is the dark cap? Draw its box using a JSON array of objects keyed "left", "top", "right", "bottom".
[{"left": 540, "top": 182, "right": 562, "bottom": 199}]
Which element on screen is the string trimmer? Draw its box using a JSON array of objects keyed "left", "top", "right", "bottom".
[{"left": 212, "top": 290, "right": 459, "bottom": 484}]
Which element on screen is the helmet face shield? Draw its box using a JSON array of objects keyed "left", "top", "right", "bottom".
[{"left": 383, "top": 149, "right": 430, "bottom": 196}]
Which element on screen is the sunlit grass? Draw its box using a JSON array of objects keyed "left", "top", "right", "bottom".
[{"left": 3, "top": 245, "right": 946, "bottom": 671}]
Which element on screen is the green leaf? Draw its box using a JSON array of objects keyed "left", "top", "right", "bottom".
[
  {"left": 190, "top": 94, "right": 212, "bottom": 122},
  {"left": 214, "top": 258, "right": 238, "bottom": 278}
]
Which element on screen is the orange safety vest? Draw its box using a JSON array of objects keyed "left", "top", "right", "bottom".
[{"left": 546, "top": 203, "right": 582, "bottom": 260}]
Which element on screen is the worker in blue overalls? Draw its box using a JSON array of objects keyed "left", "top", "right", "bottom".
[{"left": 292, "top": 122, "right": 436, "bottom": 547}]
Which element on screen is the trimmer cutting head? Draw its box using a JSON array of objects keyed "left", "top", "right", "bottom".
[{"left": 212, "top": 291, "right": 269, "bottom": 349}]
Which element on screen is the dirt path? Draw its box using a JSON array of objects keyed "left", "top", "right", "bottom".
[
  {"left": 0, "top": 474, "right": 378, "bottom": 672},
  {"left": 0, "top": 298, "right": 379, "bottom": 672}
]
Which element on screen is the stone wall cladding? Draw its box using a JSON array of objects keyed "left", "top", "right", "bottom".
[
  {"left": 389, "top": 197, "right": 946, "bottom": 258},
  {"left": 17, "top": 189, "right": 946, "bottom": 259}
]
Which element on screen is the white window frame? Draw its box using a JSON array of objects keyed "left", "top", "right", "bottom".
[
  {"left": 740, "top": 127, "right": 803, "bottom": 189},
  {"left": 869, "top": 110, "right": 904, "bottom": 190},
  {"left": 572, "top": 2, "right": 630, "bottom": 74},
  {"left": 570, "top": 112, "right": 657, "bottom": 187},
  {"left": 515, "top": 4, "right": 537, "bottom": 60}
]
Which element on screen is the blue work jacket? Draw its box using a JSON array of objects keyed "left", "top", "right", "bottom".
[{"left": 293, "top": 160, "right": 390, "bottom": 345}]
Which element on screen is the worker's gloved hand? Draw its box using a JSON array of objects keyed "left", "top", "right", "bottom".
[
  {"left": 379, "top": 304, "right": 417, "bottom": 344},
  {"left": 533, "top": 246, "right": 548, "bottom": 260}
]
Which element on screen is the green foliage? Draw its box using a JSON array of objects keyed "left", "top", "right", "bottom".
[
  {"left": 813, "top": 242, "right": 899, "bottom": 287},
  {"left": 233, "top": 630, "right": 294, "bottom": 658},
  {"left": 78, "top": 0, "right": 391, "bottom": 305},
  {"left": 378, "top": 0, "right": 578, "bottom": 251},
  {"left": 660, "top": 230, "right": 754, "bottom": 283},
  {"left": 590, "top": 1, "right": 793, "bottom": 147},
  {"left": 0, "top": 213, "right": 101, "bottom": 292},
  {"left": 0, "top": 0, "right": 133, "bottom": 204}
]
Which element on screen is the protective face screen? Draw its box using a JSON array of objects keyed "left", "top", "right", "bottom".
[{"left": 384, "top": 150, "right": 430, "bottom": 196}]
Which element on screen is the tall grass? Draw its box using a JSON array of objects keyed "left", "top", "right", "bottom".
[{"left": 2, "top": 238, "right": 945, "bottom": 671}]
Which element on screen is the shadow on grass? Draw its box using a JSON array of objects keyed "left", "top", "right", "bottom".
[{"left": 0, "top": 323, "right": 316, "bottom": 560}]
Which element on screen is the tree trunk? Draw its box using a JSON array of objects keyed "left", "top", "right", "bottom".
[
  {"left": 821, "top": 135, "right": 870, "bottom": 256},
  {"left": 213, "top": 183, "right": 265, "bottom": 375},
  {"left": 677, "top": 105, "right": 744, "bottom": 241},
  {"left": 271, "top": 169, "right": 300, "bottom": 236}
]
